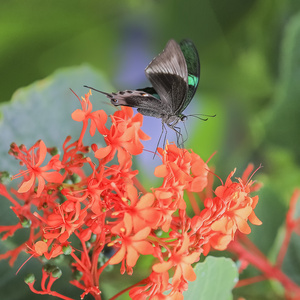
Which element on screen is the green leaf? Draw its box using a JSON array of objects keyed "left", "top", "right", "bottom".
[
  {"left": 281, "top": 191, "right": 300, "bottom": 285},
  {"left": 0, "top": 65, "right": 114, "bottom": 300},
  {"left": 250, "top": 184, "right": 286, "bottom": 254},
  {"left": 183, "top": 256, "right": 238, "bottom": 300},
  {"left": 0, "top": 65, "right": 115, "bottom": 174},
  {"left": 265, "top": 12, "right": 300, "bottom": 161}
]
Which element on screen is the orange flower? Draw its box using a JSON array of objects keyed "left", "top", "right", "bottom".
[
  {"left": 113, "top": 184, "right": 161, "bottom": 232},
  {"left": 28, "top": 240, "right": 65, "bottom": 260},
  {"left": 34, "top": 200, "right": 87, "bottom": 243},
  {"left": 129, "top": 271, "right": 171, "bottom": 300},
  {"left": 109, "top": 214, "right": 154, "bottom": 274},
  {"left": 11, "top": 140, "right": 64, "bottom": 197},
  {"left": 71, "top": 90, "right": 108, "bottom": 141},
  {"left": 3, "top": 91, "right": 263, "bottom": 300},
  {"left": 95, "top": 107, "right": 150, "bottom": 161},
  {"left": 209, "top": 168, "right": 262, "bottom": 250},
  {"left": 153, "top": 233, "right": 200, "bottom": 288},
  {"left": 155, "top": 144, "right": 209, "bottom": 193}
]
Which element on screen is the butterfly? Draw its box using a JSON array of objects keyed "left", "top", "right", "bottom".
[{"left": 85, "top": 39, "right": 206, "bottom": 147}]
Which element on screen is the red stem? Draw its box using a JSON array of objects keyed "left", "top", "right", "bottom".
[
  {"left": 228, "top": 240, "right": 300, "bottom": 296},
  {"left": 236, "top": 275, "right": 267, "bottom": 288},
  {"left": 109, "top": 279, "right": 147, "bottom": 300},
  {"left": 276, "top": 227, "right": 292, "bottom": 268},
  {"left": 276, "top": 189, "right": 300, "bottom": 268},
  {"left": 28, "top": 282, "right": 75, "bottom": 300}
]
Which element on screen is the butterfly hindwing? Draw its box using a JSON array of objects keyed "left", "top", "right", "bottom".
[
  {"left": 178, "top": 39, "right": 200, "bottom": 114},
  {"left": 106, "top": 90, "right": 165, "bottom": 118},
  {"left": 136, "top": 87, "right": 160, "bottom": 100}
]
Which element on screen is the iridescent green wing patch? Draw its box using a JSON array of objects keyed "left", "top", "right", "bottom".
[{"left": 178, "top": 39, "right": 200, "bottom": 113}]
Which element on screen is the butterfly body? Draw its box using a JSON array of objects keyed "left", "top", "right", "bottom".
[{"left": 85, "top": 39, "right": 200, "bottom": 141}]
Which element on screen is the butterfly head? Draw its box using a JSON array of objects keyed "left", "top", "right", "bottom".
[
  {"left": 83, "top": 85, "right": 123, "bottom": 105},
  {"left": 181, "top": 115, "right": 188, "bottom": 122}
]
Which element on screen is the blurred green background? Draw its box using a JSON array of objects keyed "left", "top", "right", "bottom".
[{"left": 1, "top": 0, "right": 300, "bottom": 299}]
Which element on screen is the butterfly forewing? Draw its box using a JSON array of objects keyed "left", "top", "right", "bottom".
[{"left": 145, "top": 39, "right": 189, "bottom": 114}]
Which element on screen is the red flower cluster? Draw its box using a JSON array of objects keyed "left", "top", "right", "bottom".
[{"left": 0, "top": 91, "right": 261, "bottom": 300}]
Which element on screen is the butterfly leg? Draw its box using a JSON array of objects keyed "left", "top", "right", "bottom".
[
  {"left": 175, "top": 126, "right": 185, "bottom": 148},
  {"left": 153, "top": 122, "right": 167, "bottom": 158},
  {"left": 168, "top": 124, "right": 185, "bottom": 148},
  {"left": 181, "top": 121, "right": 189, "bottom": 145},
  {"left": 162, "top": 123, "right": 168, "bottom": 147}
]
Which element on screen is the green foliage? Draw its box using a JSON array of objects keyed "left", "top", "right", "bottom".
[
  {"left": 0, "top": 65, "right": 114, "bottom": 173},
  {"left": 265, "top": 12, "right": 300, "bottom": 163},
  {"left": 1, "top": 0, "right": 300, "bottom": 299},
  {"left": 282, "top": 232, "right": 300, "bottom": 286},
  {"left": 183, "top": 257, "right": 238, "bottom": 300}
]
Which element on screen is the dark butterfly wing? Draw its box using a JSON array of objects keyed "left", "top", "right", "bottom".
[
  {"left": 136, "top": 87, "right": 160, "bottom": 100},
  {"left": 83, "top": 84, "right": 166, "bottom": 117},
  {"left": 145, "top": 39, "right": 189, "bottom": 114},
  {"left": 177, "top": 39, "right": 200, "bottom": 114},
  {"left": 84, "top": 39, "right": 199, "bottom": 124},
  {"left": 98, "top": 89, "right": 166, "bottom": 118}
]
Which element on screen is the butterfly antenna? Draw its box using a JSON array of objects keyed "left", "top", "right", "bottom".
[
  {"left": 182, "top": 121, "right": 189, "bottom": 145},
  {"left": 83, "top": 85, "right": 113, "bottom": 98},
  {"left": 168, "top": 124, "right": 185, "bottom": 148},
  {"left": 188, "top": 113, "right": 216, "bottom": 121},
  {"left": 174, "top": 126, "right": 183, "bottom": 148},
  {"left": 153, "top": 123, "right": 166, "bottom": 159},
  {"left": 163, "top": 124, "right": 168, "bottom": 148},
  {"left": 179, "top": 128, "right": 185, "bottom": 148}
]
